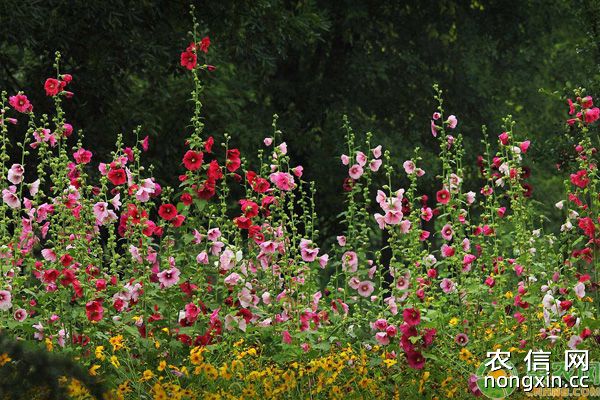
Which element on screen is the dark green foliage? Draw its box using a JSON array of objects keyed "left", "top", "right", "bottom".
[{"left": 0, "top": 0, "right": 598, "bottom": 238}]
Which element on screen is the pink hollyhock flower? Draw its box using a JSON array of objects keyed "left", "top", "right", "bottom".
[
  {"left": 300, "top": 239, "right": 319, "bottom": 262},
  {"left": 136, "top": 178, "right": 156, "bottom": 202},
  {"left": 342, "top": 251, "right": 358, "bottom": 272},
  {"left": 196, "top": 251, "right": 209, "bottom": 264},
  {"left": 348, "top": 164, "right": 364, "bottom": 179},
  {"left": 519, "top": 140, "right": 530, "bottom": 153},
  {"left": 430, "top": 120, "right": 437, "bottom": 137},
  {"left": 140, "top": 135, "right": 149, "bottom": 151},
  {"left": 402, "top": 308, "right": 420, "bottom": 326},
  {"left": 420, "top": 207, "right": 433, "bottom": 222},
  {"left": 570, "top": 170, "right": 589, "bottom": 188},
  {"left": 455, "top": 333, "right": 469, "bottom": 346},
  {"left": 375, "top": 332, "right": 389, "bottom": 345},
  {"left": 7, "top": 164, "right": 24, "bottom": 184},
  {"left": 399, "top": 220, "right": 411, "bottom": 234},
  {"left": 441, "top": 244, "right": 455, "bottom": 258},
  {"left": 465, "top": 191, "right": 476, "bottom": 205},
  {"left": 441, "top": 224, "right": 454, "bottom": 241},
  {"left": 374, "top": 213, "right": 386, "bottom": 229},
  {"left": 446, "top": 115, "right": 458, "bottom": 129},
  {"left": 13, "top": 308, "right": 27, "bottom": 322},
  {"left": 340, "top": 154, "right": 350, "bottom": 165},
  {"left": 403, "top": 160, "right": 416, "bottom": 174},
  {"left": 440, "top": 278, "right": 456, "bottom": 293},
  {"left": 269, "top": 171, "right": 295, "bottom": 191},
  {"left": 2, "top": 186, "right": 20, "bottom": 209},
  {"left": 93, "top": 202, "right": 109, "bottom": 223},
  {"left": 277, "top": 142, "right": 288, "bottom": 155},
  {"left": 282, "top": 330, "right": 292, "bottom": 344},
  {"left": 224, "top": 272, "right": 241, "bottom": 286},
  {"left": 372, "top": 318, "right": 388, "bottom": 330},
  {"left": 432, "top": 112, "right": 441, "bottom": 120},
  {"left": 574, "top": 282, "right": 586, "bottom": 299},
  {"left": 29, "top": 179, "right": 40, "bottom": 197},
  {"left": 498, "top": 131, "right": 510, "bottom": 145},
  {"left": 318, "top": 254, "right": 329, "bottom": 268},
  {"left": 44, "top": 78, "right": 61, "bottom": 96},
  {"left": 369, "top": 159, "right": 382, "bottom": 172},
  {"left": 337, "top": 235, "right": 346, "bottom": 246},
  {"left": 9, "top": 94, "right": 32, "bottom": 113},
  {"left": 357, "top": 280, "right": 375, "bottom": 297},
  {"left": 157, "top": 267, "right": 181, "bottom": 288},
  {"left": 406, "top": 351, "right": 425, "bottom": 369},
  {"left": 384, "top": 209, "right": 402, "bottom": 225},
  {"left": 514, "top": 312, "right": 525, "bottom": 324},
  {"left": 356, "top": 151, "right": 367, "bottom": 166},
  {"left": 263, "top": 137, "right": 273, "bottom": 146},
  {"left": 372, "top": 145, "right": 382, "bottom": 158},
  {"left": 62, "top": 123, "right": 73, "bottom": 137},
  {"left": 292, "top": 165, "right": 303, "bottom": 177},
  {"left": 568, "top": 335, "right": 583, "bottom": 349},
  {"left": 0, "top": 290, "right": 12, "bottom": 311}
]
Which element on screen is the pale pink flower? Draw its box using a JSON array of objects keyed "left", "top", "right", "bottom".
[
  {"left": 300, "top": 239, "right": 319, "bottom": 262},
  {"left": 375, "top": 331, "right": 389, "bottom": 345},
  {"left": 0, "top": 290, "right": 12, "bottom": 311},
  {"left": 29, "top": 179, "right": 40, "bottom": 197},
  {"left": 446, "top": 115, "right": 458, "bottom": 129},
  {"left": 357, "top": 280, "right": 375, "bottom": 297},
  {"left": 348, "top": 164, "right": 364, "bottom": 179},
  {"left": 135, "top": 178, "right": 156, "bottom": 202},
  {"left": 399, "top": 220, "right": 411, "bottom": 234},
  {"left": 369, "top": 159, "right": 382, "bottom": 172},
  {"left": 13, "top": 308, "right": 27, "bottom": 322},
  {"left": 263, "top": 137, "right": 273, "bottom": 146},
  {"left": 440, "top": 278, "right": 456, "bottom": 294},
  {"left": 196, "top": 251, "right": 209, "bottom": 264},
  {"left": 574, "top": 282, "right": 586, "bottom": 299},
  {"left": 465, "top": 191, "right": 476, "bottom": 205},
  {"left": 2, "top": 186, "right": 20, "bottom": 209},
  {"left": 277, "top": 142, "right": 288, "bottom": 155},
  {"left": 374, "top": 213, "right": 386, "bottom": 229},
  {"left": 7, "top": 164, "right": 24, "bottom": 184},
  {"left": 93, "top": 202, "right": 109, "bottom": 223},
  {"left": 431, "top": 120, "right": 438, "bottom": 137},
  {"left": 337, "top": 236, "right": 346, "bottom": 246},
  {"left": 372, "top": 145, "right": 382, "bottom": 158},
  {"left": 224, "top": 272, "right": 241, "bottom": 286},
  {"left": 356, "top": 151, "right": 367, "bottom": 166},
  {"left": 403, "top": 160, "right": 416, "bottom": 174},
  {"left": 341, "top": 154, "right": 350, "bottom": 165},
  {"left": 568, "top": 335, "right": 582, "bottom": 349},
  {"left": 342, "top": 251, "right": 358, "bottom": 273},
  {"left": 318, "top": 254, "right": 329, "bottom": 268},
  {"left": 432, "top": 112, "right": 441, "bottom": 120},
  {"left": 384, "top": 209, "right": 402, "bottom": 225}
]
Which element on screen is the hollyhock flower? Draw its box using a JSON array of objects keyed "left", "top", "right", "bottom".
[
  {"left": 455, "top": 333, "right": 469, "bottom": 346},
  {"left": 224, "top": 272, "right": 241, "bottom": 286},
  {"left": 520, "top": 140, "right": 530, "bottom": 153},
  {"left": 436, "top": 188, "right": 450, "bottom": 204},
  {"left": 441, "top": 244, "right": 455, "bottom": 258},
  {"left": 269, "top": 172, "right": 295, "bottom": 191},
  {"left": 107, "top": 168, "right": 126, "bottom": 185},
  {"left": 584, "top": 107, "right": 600, "bottom": 123},
  {"left": 0, "top": 290, "right": 12, "bottom": 311},
  {"left": 292, "top": 165, "right": 303, "bottom": 177},
  {"left": 369, "top": 159, "right": 382, "bottom": 172},
  {"left": 356, "top": 151, "right": 367, "bottom": 166},
  {"left": 357, "top": 281, "right": 375, "bottom": 297},
  {"left": 73, "top": 148, "right": 92, "bottom": 164},
  {"left": 44, "top": 78, "right": 61, "bottom": 96},
  {"left": 9, "top": 94, "right": 32, "bottom": 113},
  {"left": 440, "top": 278, "right": 456, "bottom": 293},
  {"left": 399, "top": 220, "right": 411, "bottom": 233},
  {"left": 342, "top": 251, "right": 358, "bottom": 273},
  {"left": 263, "top": 137, "right": 273, "bottom": 146},
  {"left": 198, "top": 36, "right": 211, "bottom": 53},
  {"left": 2, "top": 186, "right": 20, "bottom": 209},
  {"left": 406, "top": 351, "right": 425, "bottom": 369},
  {"left": 340, "top": 154, "right": 350, "bottom": 165},
  {"left": 180, "top": 50, "right": 197, "bottom": 70},
  {"left": 446, "top": 115, "right": 458, "bottom": 129},
  {"left": 570, "top": 170, "right": 589, "bottom": 188},
  {"left": 13, "top": 308, "right": 27, "bottom": 322},
  {"left": 337, "top": 236, "right": 346, "bottom": 246},
  {"left": 157, "top": 267, "right": 181, "bottom": 289},
  {"left": 158, "top": 204, "right": 177, "bottom": 220},
  {"left": 299, "top": 239, "right": 319, "bottom": 262},
  {"left": 402, "top": 308, "right": 420, "bottom": 326},
  {"left": 372, "top": 145, "right": 382, "bottom": 158},
  {"left": 499, "top": 131, "right": 510, "bottom": 145},
  {"left": 282, "top": 330, "right": 292, "bottom": 344},
  {"left": 85, "top": 300, "right": 103, "bottom": 322},
  {"left": 375, "top": 332, "right": 390, "bottom": 345},
  {"left": 430, "top": 120, "right": 438, "bottom": 137},
  {"left": 568, "top": 335, "right": 583, "bottom": 349},
  {"left": 348, "top": 164, "right": 364, "bottom": 180},
  {"left": 403, "top": 160, "right": 416, "bottom": 174},
  {"left": 7, "top": 164, "right": 24, "bottom": 184},
  {"left": 578, "top": 217, "right": 596, "bottom": 238},
  {"left": 574, "top": 282, "right": 586, "bottom": 299},
  {"left": 432, "top": 112, "right": 441, "bottom": 120},
  {"left": 441, "top": 224, "right": 454, "bottom": 241},
  {"left": 183, "top": 150, "right": 203, "bottom": 171}
]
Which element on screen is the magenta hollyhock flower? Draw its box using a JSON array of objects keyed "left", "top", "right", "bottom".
[
  {"left": 269, "top": 171, "right": 295, "bottom": 191},
  {"left": 9, "top": 93, "right": 32, "bottom": 113},
  {"left": 406, "top": 350, "right": 425, "bottom": 369},
  {"left": 402, "top": 308, "right": 420, "bottom": 326},
  {"left": 282, "top": 330, "right": 292, "bottom": 344}
]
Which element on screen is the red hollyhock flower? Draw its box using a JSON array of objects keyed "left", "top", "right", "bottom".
[
  {"left": 234, "top": 216, "right": 252, "bottom": 229},
  {"left": 578, "top": 217, "right": 596, "bottom": 239},
  {"left": 181, "top": 193, "right": 193, "bottom": 206},
  {"left": 158, "top": 204, "right": 177, "bottom": 221},
  {"left": 44, "top": 78, "right": 61, "bottom": 96},
  {"left": 180, "top": 50, "right": 197, "bottom": 70},
  {"left": 226, "top": 149, "right": 241, "bottom": 172},
  {"left": 436, "top": 189, "right": 450, "bottom": 204},
  {"left": 239, "top": 199, "right": 259, "bottom": 218},
  {"left": 85, "top": 300, "right": 104, "bottom": 322},
  {"left": 172, "top": 214, "right": 186, "bottom": 227},
  {"left": 570, "top": 170, "right": 589, "bottom": 188},
  {"left": 9, "top": 94, "right": 33, "bottom": 113},
  {"left": 183, "top": 150, "right": 203, "bottom": 171},
  {"left": 207, "top": 160, "right": 223, "bottom": 181},
  {"left": 196, "top": 179, "right": 216, "bottom": 199},
  {"left": 107, "top": 168, "right": 126, "bottom": 185},
  {"left": 563, "top": 314, "right": 577, "bottom": 328},
  {"left": 199, "top": 36, "right": 211, "bottom": 53},
  {"left": 402, "top": 308, "right": 421, "bottom": 326},
  {"left": 204, "top": 136, "right": 214, "bottom": 153}
]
